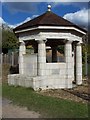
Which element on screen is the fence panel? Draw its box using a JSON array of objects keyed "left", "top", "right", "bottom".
[{"left": 2, "top": 52, "right": 19, "bottom": 66}]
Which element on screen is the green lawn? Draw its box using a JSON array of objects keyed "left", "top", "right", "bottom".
[{"left": 2, "top": 84, "right": 88, "bottom": 118}]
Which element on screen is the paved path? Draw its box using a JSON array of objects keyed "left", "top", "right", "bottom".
[{"left": 2, "top": 98, "right": 40, "bottom": 118}]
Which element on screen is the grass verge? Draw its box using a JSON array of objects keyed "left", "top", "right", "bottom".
[{"left": 2, "top": 83, "right": 88, "bottom": 118}]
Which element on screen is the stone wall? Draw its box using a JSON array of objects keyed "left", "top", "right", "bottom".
[
  {"left": 8, "top": 55, "right": 73, "bottom": 90},
  {"left": 23, "top": 54, "right": 37, "bottom": 76},
  {"left": 46, "top": 63, "right": 66, "bottom": 76},
  {"left": 8, "top": 74, "right": 73, "bottom": 91},
  {"left": 8, "top": 74, "right": 34, "bottom": 88}
]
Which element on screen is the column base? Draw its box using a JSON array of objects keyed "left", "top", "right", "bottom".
[
  {"left": 76, "top": 81, "right": 82, "bottom": 85},
  {"left": 76, "top": 75, "right": 82, "bottom": 85}
]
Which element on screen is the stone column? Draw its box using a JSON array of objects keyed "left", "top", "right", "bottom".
[
  {"left": 65, "top": 41, "right": 72, "bottom": 88},
  {"left": 37, "top": 40, "right": 46, "bottom": 76},
  {"left": 52, "top": 46, "right": 57, "bottom": 62},
  {"left": 76, "top": 42, "right": 82, "bottom": 85},
  {"left": 19, "top": 41, "right": 26, "bottom": 74}
]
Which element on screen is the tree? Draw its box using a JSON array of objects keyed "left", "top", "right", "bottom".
[{"left": 2, "top": 29, "right": 18, "bottom": 53}]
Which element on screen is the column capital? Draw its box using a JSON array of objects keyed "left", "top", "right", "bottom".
[
  {"left": 19, "top": 41, "right": 25, "bottom": 46},
  {"left": 66, "top": 40, "right": 72, "bottom": 44},
  {"left": 76, "top": 42, "right": 82, "bottom": 46},
  {"left": 37, "top": 40, "right": 47, "bottom": 44}
]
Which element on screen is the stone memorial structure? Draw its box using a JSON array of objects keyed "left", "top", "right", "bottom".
[{"left": 8, "top": 5, "right": 87, "bottom": 90}]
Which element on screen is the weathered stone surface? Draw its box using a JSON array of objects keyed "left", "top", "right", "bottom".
[{"left": 8, "top": 73, "right": 73, "bottom": 91}]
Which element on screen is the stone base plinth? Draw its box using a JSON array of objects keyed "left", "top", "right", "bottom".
[{"left": 8, "top": 74, "right": 73, "bottom": 91}]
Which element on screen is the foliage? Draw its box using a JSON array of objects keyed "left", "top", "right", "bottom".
[
  {"left": 26, "top": 45, "right": 33, "bottom": 49},
  {"left": 3, "top": 84, "right": 88, "bottom": 118},
  {"left": 82, "top": 63, "right": 90, "bottom": 77},
  {"left": 87, "top": 44, "right": 90, "bottom": 63},
  {"left": 57, "top": 44, "right": 88, "bottom": 64},
  {"left": 57, "top": 45, "right": 64, "bottom": 54},
  {"left": 82, "top": 45, "right": 86, "bottom": 64},
  {"left": 2, "top": 29, "right": 18, "bottom": 51}
]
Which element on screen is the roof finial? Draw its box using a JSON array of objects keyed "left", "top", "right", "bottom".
[{"left": 47, "top": 5, "right": 51, "bottom": 11}]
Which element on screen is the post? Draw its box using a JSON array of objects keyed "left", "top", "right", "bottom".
[
  {"left": 4, "top": 54, "right": 7, "bottom": 64},
  {"left": 37, "top": 40, "right": 46, "bottom": 76},
  {"left": 76, "top": 42, "right": 82, "bottom": 85},
  {"left": 19, "top": 41, "right": 26, "bottom": 74}
]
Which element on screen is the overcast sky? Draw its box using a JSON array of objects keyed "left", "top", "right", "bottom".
[{"left": 0, "top": 1, "right": 89, "bottom": 29}]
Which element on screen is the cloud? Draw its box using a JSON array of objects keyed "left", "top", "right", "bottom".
[
  {"left": 31, "top": 15, "right": 39, "bottom": 19},
  {"left": 0, "top": 17, "right": 5, "bottom": 24},
  {"left": 0, "top": 12, "right": 39, "bottom": 28},
  {"left": 1, "top": 1, "right": 89, "bottom": 17},
  {"left": 63, "top": 8, "right": 89, "bottom": 29},
  {"left": 9, "top": 17, "right": 31, "bottom": 28},
  {"left": 9, "top": 15, "right": 39, "bottom": 28},
  {"left": 0, "top": 15, "right": 39, "bottom": 28},
  {"left": 0, "top": 16, "right": 31, "bottom": 28},
  {"left": 1, "top": 4, "right": 89, "bottom": 30},
  {"left": 52, "top": 2, "right": 88, "bottom": 9},
  {"left": 1, "top": 0, "right": 90, "bottom": 2},
  {"left": 2, "top": 2, "right": 39, "bottom": 14}
]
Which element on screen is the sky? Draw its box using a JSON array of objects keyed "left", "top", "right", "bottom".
[{"left": 0, "top": 1, "right": 90, "bottom": 29}]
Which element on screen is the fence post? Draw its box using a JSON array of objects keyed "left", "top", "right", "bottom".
[
  {"left": 2, "top": 53, "right": 3, "bottom": 64},
  {"left": 6, "top": 54, "right": 8, "bottom": 63},
  {"left": 0, "top": 53, "right": 3, "bottom": 64},
  {"left": 4, "top": 54, "right": 7, "bottom": 64}
]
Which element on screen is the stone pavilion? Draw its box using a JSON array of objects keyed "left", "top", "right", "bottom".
[{"left": 8, "top": 5, "right": 87, "bottom": 90}]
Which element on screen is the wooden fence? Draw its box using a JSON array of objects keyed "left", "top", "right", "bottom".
[
  {"left": 1, "top": 51, "right": 65, "bottom": 65},
  {"left": 1, "top": 52, "right": 19, "bottom": 66}
]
